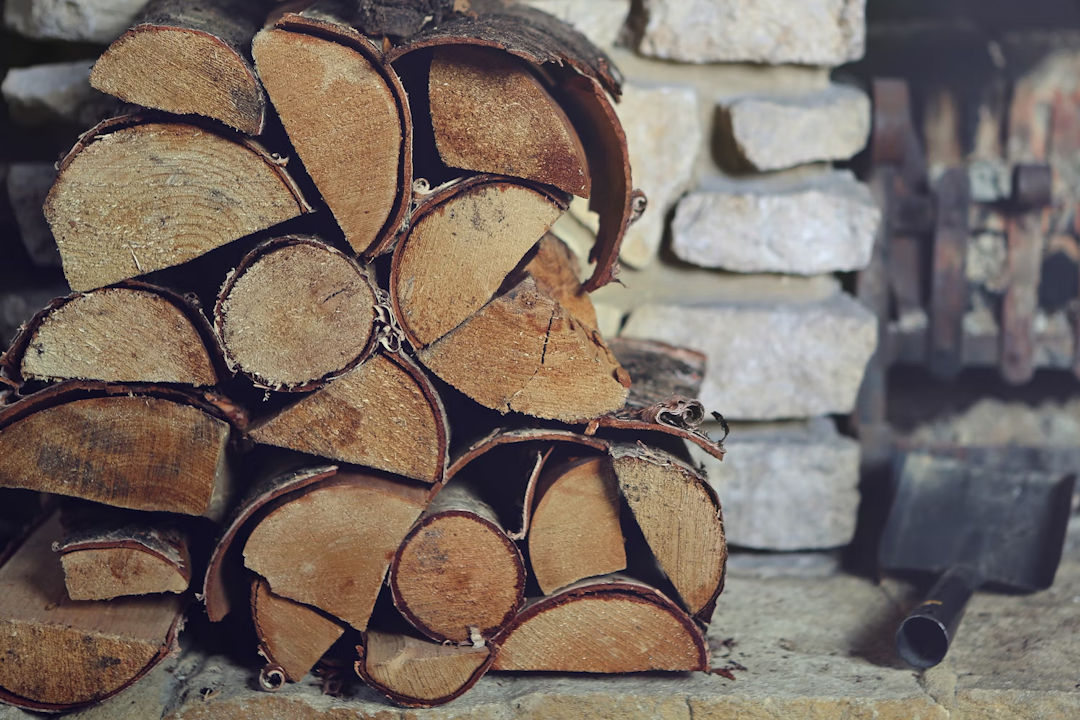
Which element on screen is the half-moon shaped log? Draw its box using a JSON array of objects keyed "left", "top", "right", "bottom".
[
  {"left": 90, "top": 0, "right": 268, "bottom": 134},
  {"left": 356, "top": 630, "right": 494, "bottom": 708},
  {"left": 5, "top": 283, "right": 220, "bottom": 387},
  {"left": 492, "top": 577, "right": 708, "bottom": 673},
  {"left": 252, "top": 12, "right": 411, "bottom": 257},
  {"left": 44, "top": 116, "right": 311, "bottom": 292},
  {"left": 429, "top": 45, "right": 589, "bottom": 197},
  {"left": 251, "top": 576, "right": 345, "bottom": 684},
  {"left": 215, "top": 236, "right": 378, "bottom": 391},
  {"left": 0, "top": 514, "right": 183, "bottom": 712}
]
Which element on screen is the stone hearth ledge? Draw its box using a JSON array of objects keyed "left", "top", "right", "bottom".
[{"left": 4, "top": 558, "right": 1077, "bottom": 719}]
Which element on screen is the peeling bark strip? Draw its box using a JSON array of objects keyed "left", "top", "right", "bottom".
[
  {"left": 44, "top": 115, "right": 311, "bottom": 292},
  {"left": 251, "top": 576, "right": 345, "bottom": 685},
  {"left": 90, "top": 0, "right": 271, "bottom": 134},
  {"left": 0, "top": 514, "right": 184, "bottom": 712},
  {"left": 243, "top": 472, "right": 429, "bottom": 630},
  {"left": 56, "top": 509, "right": 191, "bottom": 601},
  {"left": 609, "top": 443, "right": 727, "bottom": 623},
  {"left": 253, "top": 11, "right": 412, "bottom": 258},
  {"left": 0, "top": 382, "right": 234, "bottom": 519},
  {"left": 390, "top": 482, "right": 525, "bottom": 644},
  {"left": 356, "top": 630, "right": 494, "bottom": 708},
  {"left": 215, "top": 236, "right": 379, "bottom": 391},
  {"left": 528, "top": 456, "right": 626, "bottom": 594},
  {"left": 249, "top": 352, "right": 449, "bottom": 484},
  {"left": 2, "top": 282, "right": 224, "bottom": 388},
  {"left": 203, "top": 465, "right": 339, "bottom": 623},
  {"left": 428, "top": 45, "right": 590, "bottom": 197},
  {"left": 492, "top": 576, "right": 708, "bottom": 673}
]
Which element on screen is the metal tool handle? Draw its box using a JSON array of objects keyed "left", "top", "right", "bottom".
[{"left": 896, "top": 565, "right": 978, "bottom": 668}]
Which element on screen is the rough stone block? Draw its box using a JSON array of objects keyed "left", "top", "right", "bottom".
[
  {"left": 7, "top": 163, "right": 62, "bottom": 268},
  {"left": 616, "top": 82, "right": 702, "bottom": 268},
  {"left": 690, "top": 418, "right": 861, "bottom": 550},
  {"left": 671, "top": 171, "right": 880, "bottom": 275},
  {"left": 721, "top": 84, "right": 870, "bottom": 171},
  {"left": 3, "top": 0, "right": 144, "bottom": 43},
  {"left": 639, "top": 0, "right": 866, "bottom": 66},
  {"left": 518, "top": 0, "right": 630, "bottom": 48},
  {"left": 620, "top": 292, "right": 878, "bottom": 419},
  {"left": 1, "top": 61, "right": 115, "bottom": 127}
]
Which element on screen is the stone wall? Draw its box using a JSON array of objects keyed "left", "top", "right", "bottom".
[{"left": 0, "top": 0, "right": 878, "bottom": 552}]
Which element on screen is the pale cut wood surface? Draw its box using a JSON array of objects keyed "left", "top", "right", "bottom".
[
  {"left": 418, "top": 275, "right": 629, "bottom": 421},
  {"left": 429, "top": 45, "right": 589, "bottom": 197},
  {"left": 252, "top": 24, "right": 407, "bottom": 256},
  {"left": 492, "top": 578, "right": 707, "bottom": 673},
  {"left": 611, "top": 444, "right": 726, "bottom": 620},
  {"left": 528, "top": 456, "right": 626, "bottom": 594},
  {"left": 0, "top": 394, "right": 231, "bottom": 517},
  {"left": 358, "top": 630, "right": 492, "bottom": 708},
  {"left": 90, "top": 0, "right": 269, "bottom": 134},
  {"left": 243, "top": 474, "right": 428, "bottom": 630},
  {"left": 44, "top": 119, "right": 309, "bottom": 292},
  {"left": 391, "top": 483, "right": 524, "bottom": 643},
  {"left": 394, "top": 178, "right": 566, "bottom": 347},
  {"left": 0, "top": 515, "right": 182, "bottom": 710},
  {"left": 217, "top": 238, "right": 376, "bottom": 390},
  {"left": 251, "top": 576, "right": 345, "bottom": 683},
  {"left": 59, "top": 547, "right": 188, "bottom": 600},
  {"left": 526, "top": 234, "right": 597, "bottom": 330},
  {"left": 249, "top": 353, "right": 446, "bottom": 483},
  {"left": 17, "top": 286, "right": 217, "bottom": 386}
]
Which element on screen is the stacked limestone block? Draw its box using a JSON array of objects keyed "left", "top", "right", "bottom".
[{"left": 524, "top": 0, "right": 879, "bottom": 553}]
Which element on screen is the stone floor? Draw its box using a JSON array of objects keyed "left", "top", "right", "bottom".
[{"left": 5, "top": 555, "right": 1079, "bottom": 720}]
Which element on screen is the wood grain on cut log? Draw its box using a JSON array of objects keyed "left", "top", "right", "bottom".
[
  {"left": 492, "top": 577, "right": 707, "bottom": 673},
  {"left": 215, "top": 237, "right": 377, "bottom": 391},
  {"left": 44, "top": 116, "right": 311, "bottom": 292},
  {"left": 392, "top": 175, "right": 569, "bottom": 348},
  {"left": 251, "top": 576, "right": 345, "bottom": 685},
  {"left": 417, "top": 272, "right": 629, "bottom": 421},
  {"left": 56, "top": 512, "right": 191, "bottom": 600},
  {"left": 527, "top": 234, "right": 598, "bottom": 330},
  {"left": 90, "top": 0, "right": 269, "bottom": 134},
  {"left": 528, "top": 456, "right": 626, "bottom": 594},
  {"left": 243, "top": 472, "right": 428, "bottom": 630},
  {"left": 252, "top": 13, "right": 411, "bottom": 257},
  {"left": 610, "top": 444, "right": 726, "bottom": 622},
  {"left": 356, "top": 630, "right": 494, "bottom": 708},
  {"left": 390, "top": 483, "right": 524, "bottom": 644},
  {"left": 428, "top": 45, "right": 589, "bottom": 196},
  {"left": 4, "top": 283, "right": 220, "bottom": 387},
  {"left": 249, "top": 352, "right": 448, "bottom": 484},
  {"left": 0, "top": 384, "right": 233, "bottom": 518},
  {"left": 0, "top": 515, "right": 183, "bottom": 712}
]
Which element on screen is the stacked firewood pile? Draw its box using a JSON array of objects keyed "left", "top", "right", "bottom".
[{"left": 0, "top": 0, "right": 728, "bottom": 712}]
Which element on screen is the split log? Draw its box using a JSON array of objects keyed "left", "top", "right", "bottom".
[
  {"left": 44, "top": 115, "right": 311, "bottom": 292},
  {"left": 492, "top": 577, "right": 707, "bottom": 673},
  {"left": 0, "top": 383, "right": 235, "bottom": 518},
  {"left": 243, "top": 471, "right": 429, "bottom": 630},
  {"left": 356, "top": 630, "right": 494, "bottom": 708},
  {"left": 0, "top": 514, "right": 183, "bottom": 712},
  {"left": 55, "top": 509, "right": 191, "bottom": 600},
  {"left": 389, "top": 482, "right": 524, "bottom": 644},
  {"left": 528, "top": 455, "right": 626, "bottom": 594},
  {"left": 90, "top": 0, "right": 270, "bottom": 134},
  {"left": 215, "top": 236, "right": 378, "bottom": 391},
  {"left": 251, "top": 576, "right": 345, "bottom": 686},
  {"left": 527, "top": 234, "right": 598, "bottom": 330},
  {"left": 391, "top": 175, "right": 569, "bottom": 348},
  {"left": 608, "top": 337, "right": 706, "bottom": 409},
  {"left": 249, "top": 352, "right": 449, "bottom": 484},
  {"left": 428, "top": 45, "right": 589, "bottom": 197},
  {"left": 609, "top": 444, "right": 726, "bottom": 622},
  {"left": 417, "top": 271, "right": 629, "bottom": 421},
  {"left": 3, "top": 283, "right": 222, "bottom": 387},
  {"left": 252, "top": 11, "right": 411, "bottom": 257}
]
